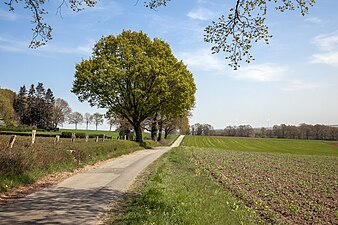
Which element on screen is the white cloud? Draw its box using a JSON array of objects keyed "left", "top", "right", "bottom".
[
  {"left": 310, "top": 31, "right": 338, "bottom": 67},
  {"left": 282, "top": 79, "right": 327, "bottom": 91},
  {"left": 178, "top": 49, "right": 226, "bottom": 72},
  {"left": 0, "top": 9, "right": 17, "bottom": 21},
  {"left": 178, "top": 49, "right": 288, "bottom": 82},
  {"left": 0, "top": 35, "right": 94, "bottom": 55},
  {"left": 187, "top": 8, "right": 215, "bottom": 20},
  {"left": 231, "top": 64, "right": 287, "bottom": 82},
  {"left": 304, "top": 17, "right": 322, "bottom": 24},
  {"left": 312, "top": 31, "right": 338, "bottom": 51},
  {"left": 311, "top": 52, "right": 338, "bottom": 67}
]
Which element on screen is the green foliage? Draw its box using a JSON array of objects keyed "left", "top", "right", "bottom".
[
  {"left": 14, "top": 83, "right": 55, "bottom": 130},
  {"left": 0, "top": 88, "right": 16, "bottom": 126},
  {"left": 0, "top": 127, "right": 44, "bottom": 132},
  {"left": 0, "top": 131, "right": 56, "bottom": 138},
  {"left": 72, "top": 30, "right": 196, "bottom": 143},
  {"left": 61, "top": 129, "right": 119, "bottom": 138}
]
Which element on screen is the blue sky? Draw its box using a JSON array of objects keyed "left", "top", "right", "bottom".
[{"left": 0, "top": 0, "right": 338, "bottom": 130}]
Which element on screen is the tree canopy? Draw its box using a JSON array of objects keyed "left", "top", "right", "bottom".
[
  {"left": 0, "top": 88, "right": 16, "bottom": 126},
  {"left": 72, "top": 30, "right": 196, "bottom": 143},
  {"left": 4, "top": 0, "right": 315, "bottom": 68},
  {"left": 13, "top": 83, "right": 55, "bottom": 129}
]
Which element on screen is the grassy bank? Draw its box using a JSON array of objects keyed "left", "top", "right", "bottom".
[
  {"left": 110, "top": 136, "right": 338, "bottom": 224},
  {"left": 107, "top": 147, "right": 258, "bottom": 225},
  {"left": 0, "top": 135, "right": 142, "bottom": 192}
]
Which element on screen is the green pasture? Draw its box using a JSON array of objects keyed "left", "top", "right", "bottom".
[{"left": 182, "top": 135, "right": 338, "bottom": 156}]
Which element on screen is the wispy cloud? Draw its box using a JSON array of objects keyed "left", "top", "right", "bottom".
[
  {"left": 304, "top": 17, "right": 322, "bottom": 24},
  {"left": 187, "top": 8, "right": 216, "bottom": 20},
  {"left": 231, "top": 64, "right": 287, "bottom": 82},
  {"left": 282, "top": 79, "right": 327, "bottom": 91},
  {"left": 0, "top": 9, "right": 17, "bottom": 21},
  {"left": 78, "top": 1, "right": 123, "bottom": 15},
  {"left": 178, "top": 49, "right": 225, "bottom": 72},
  {"left": 310, "top": 31, "right": 338, "bottom": 67},
  {"left": 178, "top": 48, "right": 289, "bottom": 82},
  {"left": 311, "top": 52, "right": 338, "bottom": 67},
  {"left": 0, "top": 35, "right": 94, "bottom": 55},
  {"left": 312, "top": 31, "right": 338, "bottom": 51}
]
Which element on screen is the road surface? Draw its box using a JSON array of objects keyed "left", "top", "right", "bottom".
[{"left": 0, "top": 135, "right": 185, "bottom": 224}]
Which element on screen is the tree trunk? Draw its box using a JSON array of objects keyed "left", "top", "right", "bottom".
[
  {"left": 151, "top": 121, "right": 158, "bottom": 141},
  {"left": 164, "top": 129, "right": 169, "bottom": 139},
  {"left": 134, "top": 123, "right": 143, "bottom": 143},
  {"left": 86, "top": 122, "right": 89, "bottom": 130},
  {"left": 157, "top": 121, "right": 163, "bottom": 142},
  {"left": 96, "top": 124, "right": 98, "bottom": 130}
]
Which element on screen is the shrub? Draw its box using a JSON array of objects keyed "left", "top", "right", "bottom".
[
  {"left": 61, "top": 132, "right": 72, "bottom": 138},
  {"left": 0, "top": 131, "right": 56, "bottom": 137}
]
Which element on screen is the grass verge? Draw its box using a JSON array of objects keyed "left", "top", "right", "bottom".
[{"left": 105, "top": 147, "right": 258, "bottom": 225}]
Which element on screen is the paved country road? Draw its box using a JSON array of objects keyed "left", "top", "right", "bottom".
[{"left": 0, "top": 135, "right": 185, "bottom": 224}]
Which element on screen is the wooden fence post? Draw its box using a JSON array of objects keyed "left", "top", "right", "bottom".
[
  {"left": 31, "top": 130, "right": 36, "bottom": 145},
  {"left": 54, "top": 135, "right": 60, "bottom": 144},
  {"left": 85, "top": 135, "right": 89, "bottom": 142},
  {"left": 8, "top": 135, "right": 16, "bottom": 148},
  {"left": 102, "top": 134, "right": 105, "bottom": 142},
  {"left": 95, "top": 136, "right": 99, "bottom": 142},
  {"left": 71, "top": 132, "right": 76, "bottom": 142}
]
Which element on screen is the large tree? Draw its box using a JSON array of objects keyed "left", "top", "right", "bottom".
[
  {"left": 4, "top": 0, "right": 315, "bottom": 68},
  {"left": 52, "top": 98, "right": 72, "bottom": 129},
  {"left": 84, "top": 113, "right": 93, "bottom": 130},
  {"left": 92, "top": 112, "right": 104, "bottom": 131},
  {"left": 68, "top": 112, "right": 83, "bottom": 130},
  {"left": 72, "top": 30, "right": 196, "bottom": 143}
]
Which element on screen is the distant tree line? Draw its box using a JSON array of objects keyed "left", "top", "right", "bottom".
[
  {"left": 190, "top": 123, "right": 338, "bottom": 141},
  {"left": 259, "top": 124, "right": 338, "bottom": 140}
]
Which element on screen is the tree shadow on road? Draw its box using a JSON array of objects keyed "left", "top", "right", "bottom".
[{"left": 0, "top": 186, "right": 124, "bottom": 224}]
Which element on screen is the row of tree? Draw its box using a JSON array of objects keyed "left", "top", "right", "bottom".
[
  {"left": 190, "top": 123, "right": 338, "bottom": 141},
  {"left": 0, "top": 84, "right": 108, "bottom": 131},
  {"left": 260, "top": 124, "right": 338, "bottom": 140},
  {"left": 1, "top": 81, "right": 189, "bottom": 141},
  {"left": 190, "top": 124, "right": 254, "bottom": 137}
]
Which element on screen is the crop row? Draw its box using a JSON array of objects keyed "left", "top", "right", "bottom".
[{"left": 187, "top": 147, "right": 338, "bottom": 224}]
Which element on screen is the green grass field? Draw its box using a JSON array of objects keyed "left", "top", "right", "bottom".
[
  {"left": 182, "top": 135, "right": 338, "bottom": 156},
  {"left": 112, "top": 136, "right": 338, "bottom": 224}
]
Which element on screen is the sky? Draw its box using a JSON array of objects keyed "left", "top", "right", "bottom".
[{"left": 0, "top": 0, "right": 338, "bottom": 130}]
